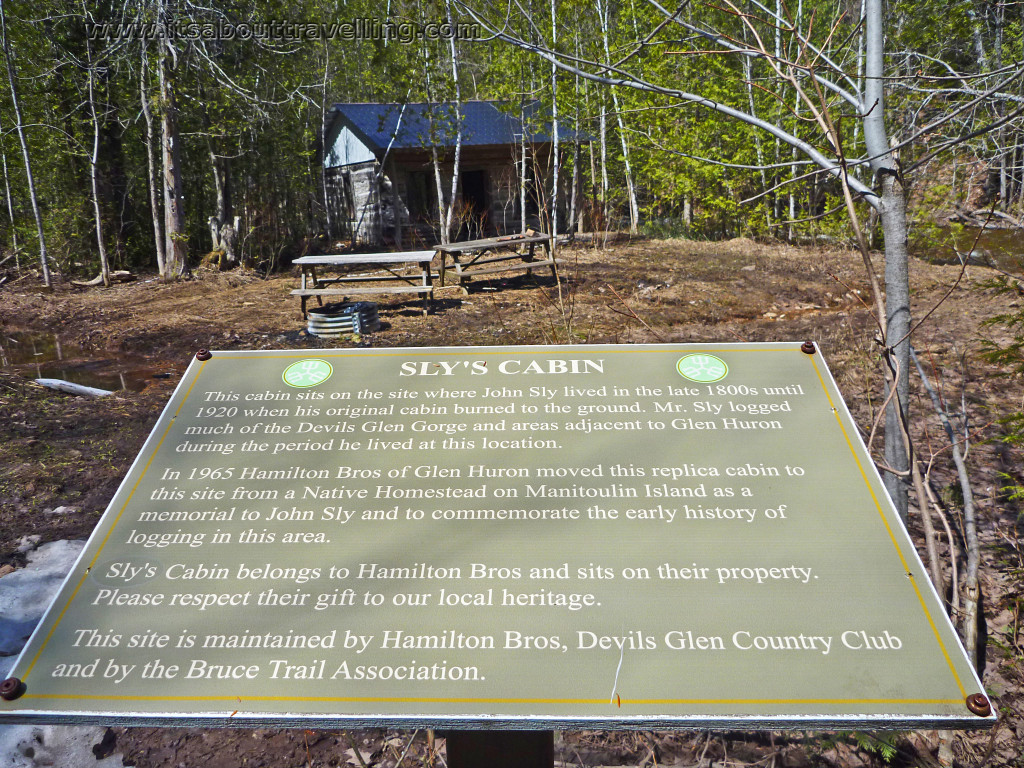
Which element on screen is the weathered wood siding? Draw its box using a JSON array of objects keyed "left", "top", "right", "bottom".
[{"left": 326, "top": 144, "right": 563, "bottom": 245}]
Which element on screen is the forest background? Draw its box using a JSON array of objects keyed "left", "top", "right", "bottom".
[{"left": 2, "top": 0, "right": 1023, "bottom": 278}]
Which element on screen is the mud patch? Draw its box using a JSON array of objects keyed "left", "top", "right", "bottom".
[
  {"left": 0, "top": 331, "right": 179, "bottom": 392},
  {"left": 1, "top": 242, "right": 1021, "bottom": 768}
]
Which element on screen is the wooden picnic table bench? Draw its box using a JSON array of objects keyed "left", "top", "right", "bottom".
[
  {"left": 434, "top": 232, "right": 563, "bottom": 295},
  {"left": 291, "top": 251, "right": 437, "bottom": 317}
]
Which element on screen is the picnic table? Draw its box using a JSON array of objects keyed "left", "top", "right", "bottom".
[
  {"left": 434, "top": 231, "right": 563, "bottom": 295},
  {"left": 291, "top": 251, "right": 436, "bottom": 317}
]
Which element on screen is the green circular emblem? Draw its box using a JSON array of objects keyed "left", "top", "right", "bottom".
[
  {"left": 282, "top": 359, "right": 333, "bottom": 388},
  {"left": 676, "top": 354, "right": 728, "bottom": 383}
]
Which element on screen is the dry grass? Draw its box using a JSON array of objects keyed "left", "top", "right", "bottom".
[{"left": 1, "top": 236, "right": 1022, "bottom": 767}]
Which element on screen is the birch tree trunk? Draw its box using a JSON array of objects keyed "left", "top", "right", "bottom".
[
  {"left": 569, "top": 141, "right": 580, "bottom": 237},
  {"left": 549, "top": 0, "right": 559, "bottom": 244},
  {"left": 140, "top": 42, "right": 166, "bottom": 275},
  {"left": 444, "top": 0, "right": 463, "bottom": 242},
  {"left": 788, "top": 0, "right": 804, "bottom": 243},
  {"left": 772, "top": 0, "right": 783, "bottom": 225},
  {"left": 879, "top": 174, "right": 911, "bottom": 522},
  {"left": 0, "top": 115, "right": 20, "bottom": 264},
  {"left": 207, "top": 136, "right": 231, "bottom": 228},
  {"left": 743, "top": 54, "right": 771, "bottom": 231},
  {"left": 86, "top": 54, "right": 111, "bottom": 286},
  {"left": 430, "top": 140, "right": 448, "bottom": 245},
  {"left": 967, "top": 4, "right": 989, "bottom": 71},
  {"left": 320, "top": 45, "right": 334, "bottom": 239},
  {"left": 0, "top": 1, "right": 50, "bottom": 286},
  {"left": 520, "top": 96, "right": 528, "bottom": 233},
  {"left": 598, "top": 0, "right": 638, "bottom": 234},
  {"left": 421, "top": 30, "right": 449, "bottom": 246},
  {"left": 864, "top": 0, "right": 910, "bottom": 521},
  {"left": 568, "top": 34, "right": 582, "bottom": 236},
  {"left": 157, "top": 0, "right": 189, "bottom": 279},
  {"left": 599, "top": 93, "right": 609, "bottom": 243}
]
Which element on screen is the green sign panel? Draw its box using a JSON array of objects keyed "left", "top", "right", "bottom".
[{"left": 0, "top": 344, "right": 992, "bottom": 729}]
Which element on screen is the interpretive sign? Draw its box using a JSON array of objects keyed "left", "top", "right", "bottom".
[{"left": 0, "top": 343, "right": 993, "bottom": 729}]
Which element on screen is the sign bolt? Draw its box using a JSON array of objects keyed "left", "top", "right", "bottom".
[
  {"left": 0, "top": 677, "right": 25, "bottom": 701},
  {"left": 195, "top": 349, "right": 212, "bottom": 361},
  {"left": 966, "top": 693, "right": 992, "bottom": 717},
  {"left": 800, "top": 341, "right": 816, "bottom": 355}
]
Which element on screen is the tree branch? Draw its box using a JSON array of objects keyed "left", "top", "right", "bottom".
[{"left": 454, "top": 0, "right": 882, "bottom": 207}]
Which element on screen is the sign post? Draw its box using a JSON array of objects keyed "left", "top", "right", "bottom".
[{"left": 0, "top": 344, "right": 993, "bottom": 742}]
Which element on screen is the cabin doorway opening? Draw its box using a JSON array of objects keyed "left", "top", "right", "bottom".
[{"left": 459, "top": 170, "right": 489, "bottom": 240}]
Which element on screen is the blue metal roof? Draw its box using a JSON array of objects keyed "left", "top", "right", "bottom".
[{"left": 328, "top": 101, "right": 574, "bottom": 154}]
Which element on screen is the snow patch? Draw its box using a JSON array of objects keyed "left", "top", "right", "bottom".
[
  {"left": 0, "top": 541, "right": 133, "bottom": 767},
  {"left": 0, "top": 540, "right": 85, "bottom": 677},
  {"left": 0, "top": 726, "right": 130, "bottom": 768}
]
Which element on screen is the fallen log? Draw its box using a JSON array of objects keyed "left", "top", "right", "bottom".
[
  {"left": 35, "top": 378, "right": 113, "bottom": 397},
  {"left": 71, "top": 270, "right": 136, "bottom": 287},
  {"left": 972, "top": 208, "right": 1023, "bottom": 227}
]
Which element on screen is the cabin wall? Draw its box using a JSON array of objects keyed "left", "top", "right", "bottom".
[
  {"left": 325, "top": 161, "right": 381, "bottom": 243},
  {"left": 325, "top": 144, "right": 568, "bottom": 246},
  {"left": 325, "top": 125, "right": 376, "bottom": 167}
]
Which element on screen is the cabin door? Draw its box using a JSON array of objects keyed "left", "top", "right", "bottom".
[{"left": 459, "top": 169, "right": 489, "bottom": 240}]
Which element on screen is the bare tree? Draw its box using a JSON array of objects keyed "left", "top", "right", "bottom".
[
  {"left": 156, "top": 0, "right": 189, "bottom": 279},
  {"left": 520, "top": 94, "right": 528, "bottom": 233},
  {"left": 444, "top": 0, "right": 465, "bottom": 243},
  {"left": 0, "top": 112, "right": 20, "bottom": 266},
  {"left": 140, "top": 40, "right": 166, "bottom": 275},
  {"left": 83, "top": 9, "right": 111, "bottom": 287},
  {"left": 319, "top": 41, "right": 334, "bottom": 241},
  {"left": 455, "top": 0, "right": 913, "bottom": 516},
  {"left": 596, "top": 0, "right": 639, "bottom": 234},
  {"left": 549, "top": 0, "right": 559, "bottom": 242},
  {"left": 0, "top": 0, "right": 50, "bottom": 286},
  {"left": 420, "top": 26, "right": 451, "bottom": 246}
]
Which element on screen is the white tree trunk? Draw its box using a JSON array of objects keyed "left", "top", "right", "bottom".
[
  {"left": 85, "top": 42, "right": 110, "bottom": 287},
  {"left": 599, "top": 97, "right": 609, "bottom": 242},
  {"left": 569, "top": 35, "right": 582, "bottom": 236},
  {"left": 863, "top": 0, "right": 910, "bottom": 521},
  {"left": 0, "top": 1, "right": 50, "bottom": 286},
  {"left": 0, "top": 116, "right": 19, "bottom": 264},
  {"left": 430, "top": 141, "right": 448, "bottom": 245},
  {"left": 743, "top": 54, "right": 770, "bottom": 231},
  {"left": 140, "top": 42, "right": 166, "bottom": 275},
  {"left": 598, "top": 0, "right": 638, "bottom": 234},
  {"left": 520, "top": 97, "right": 528, "bottom": 233},
  {"left": 879, "top": 176, "right": 911, "bottom": 522},
  {"left": 157, "top": 1, "right": 189, "bottom": 280},
  {"left": 320, "top": 45, "right": 334, "bottom": 239},
  {"left": 569, "top": 140, "right": 580, "bottom": 236},
  {"left": 421, "top": 31, "right": 449, "bottom": 246},
  {"left": 549, "top": 0, "right": 559, "bottom": 244},
  {"left": 443, "top": 0, "right": 463, "bottom": 242}
]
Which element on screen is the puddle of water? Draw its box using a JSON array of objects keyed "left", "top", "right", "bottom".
[
  {"left": 920, "top": 226, "right": 1024, "bottom": 273},
  {"left": 0, "top": 332, "right": 176, "bottom": 392}
]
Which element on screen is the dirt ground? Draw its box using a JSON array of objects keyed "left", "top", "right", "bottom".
[{"left": 1, "top": 237, "right": 1022, "bottom": 767}]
